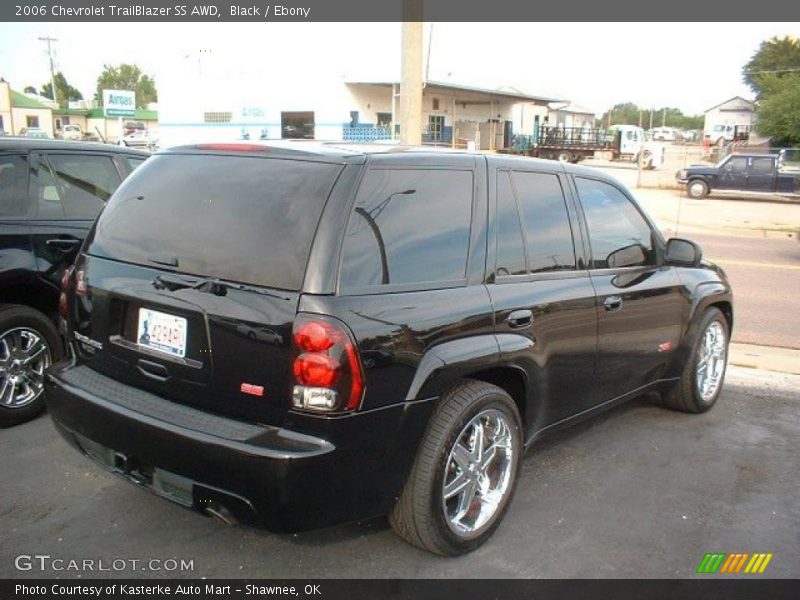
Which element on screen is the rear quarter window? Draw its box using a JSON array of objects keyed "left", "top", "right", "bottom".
[{"left": 338, "top": 168, "right": 473, "bottom": 291}]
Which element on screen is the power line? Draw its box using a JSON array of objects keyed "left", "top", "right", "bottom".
[{"left": 744, "top": 67, "right": 800, "bottom": 74}]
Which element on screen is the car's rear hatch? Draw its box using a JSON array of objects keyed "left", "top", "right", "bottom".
[{"left": 69, "top": 150, "right": 344, "bottom": 426}]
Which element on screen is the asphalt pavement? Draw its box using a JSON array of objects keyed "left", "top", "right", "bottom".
[{"left": 1, "top": 366, "right": 797, "bottom": 579}]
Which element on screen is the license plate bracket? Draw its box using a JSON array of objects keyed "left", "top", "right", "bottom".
[{"left": 136, "top": 308, "right": 188, "bottom": 358}]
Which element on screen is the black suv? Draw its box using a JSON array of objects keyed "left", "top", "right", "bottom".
[
  {"left": 46, "top": 143, "right": 733, "bottom": 555},
  {"left": 0, "top": 139, "right": 148, "bottom": 426}
]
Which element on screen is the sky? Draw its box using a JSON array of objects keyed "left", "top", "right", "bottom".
[{"left": 0, "top": 22, "right": 796, "bottom": 116}]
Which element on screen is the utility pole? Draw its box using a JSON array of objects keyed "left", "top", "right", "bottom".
[
  {"left": 662, "top": 107, "right": 666, "bottom": 127},
  {"left": 38, "top": 36, "right": 59, "bottom": 105},
  {"left": 399, "top": 0, "right": 423, "bottom": 145}
]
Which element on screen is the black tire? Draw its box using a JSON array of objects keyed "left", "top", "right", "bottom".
[
  {"left": 662, "top": 307, "right": 729, "bottom": 414},
  {"left": 0, "top": 305, "right": 62, "bottom": 427},
  {"left": 556, "top": 151, "right": 572, "bottom": 163},
  {"left": 687, "top": 179, "right": 709, "bottom": 199},
  {"left": 389, "top": 379, "right": 523, "bottom": 555}
]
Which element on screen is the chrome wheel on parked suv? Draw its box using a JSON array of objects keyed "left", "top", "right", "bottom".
[
  {"left": 696, "top": 321, "right": 727, "bottom": 402},
  {"left": 0, "top": 305, "right": 60, "bottom": 427},
  {"left": 443, "top": 408, "right": 515, "bottom": 537},
  {"left": 662, "top": 307, "right": 729, "bottom": 414},
  {"left": 390, "top": 380, "right": 523, "bottom": 555}
]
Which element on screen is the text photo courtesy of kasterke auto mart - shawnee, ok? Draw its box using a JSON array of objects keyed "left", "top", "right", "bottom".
[{"left": 0, "top": 1, "right": 799, "bottom": 598}]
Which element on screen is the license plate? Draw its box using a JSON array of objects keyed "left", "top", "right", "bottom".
[{"left": 136, "top": 308, "right": 187, "bottom": 358}]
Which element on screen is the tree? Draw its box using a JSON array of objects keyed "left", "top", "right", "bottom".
[
  {"left": 23, "top": 85, "right": 37, "bottom": 94},
  {"left": 743, "top": 36, "right": 800, "bottom": 98},
  {"left": 599, "top": 102, "right": 640, "bottom": 127},
  {"left": 40, "top": 72, "right": 83, "bottom": 108},
  {"left": 95, "top": 64, "right": 157, "bottom": 108},
  {"left": 753, "top": 73, "right": 800, "bottom": 146},
  {"left": 599, "top": 103, "right": 704, "bottom": 130}
]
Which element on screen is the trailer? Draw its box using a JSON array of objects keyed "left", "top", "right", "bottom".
[{"left": 510, "top": 124, "right": 663, "bottom": 169}]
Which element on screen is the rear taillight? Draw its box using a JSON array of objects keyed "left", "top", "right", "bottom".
[
  {"left": 291, "top": 314, "right": 364, "bottom": 413},
  {"left": 58, "top": 266, "right": 74, "bottom": 318},
  {"left": 75, "top": 269, "right": 88, "bottom": 296}
]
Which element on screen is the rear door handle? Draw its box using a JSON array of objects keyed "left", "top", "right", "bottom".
[
  {"left": 507, "top": 309, "right": 533, "bottom": 329},
  {"left": 603, "top": 295, "right": 623, "bottom": 312},
  {"left": 46, "top": 238, "right": 81, "bottom": 251}
]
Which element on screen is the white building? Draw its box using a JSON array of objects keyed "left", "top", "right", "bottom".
[
  {"left": 156, "top": 51, "right": 563, "bottom": 150},
  {"left": 703, "top": 96, "right": 755, "bottom": 143}
]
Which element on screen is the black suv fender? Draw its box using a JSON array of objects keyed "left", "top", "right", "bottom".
[
  {"left": 405, "top": 333, "right": 532, "bottom": 426},
  {"left": 663, "top": 279, "right": 733, "bottom": 380}
]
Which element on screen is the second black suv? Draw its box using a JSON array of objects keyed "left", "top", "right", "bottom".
[
  {"left": 0, "top": 139, "right": 148, "bottom": 426},
  {"left": 46, "top": 143, "right": 732, "bottom": 555}
]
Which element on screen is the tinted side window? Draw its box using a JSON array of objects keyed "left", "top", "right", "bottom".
[
  {"left": 31, "top": 157, "right": 65, "bottom": 219},
  {"left": 47, "top": 154, "right": 121, "bottom": 219},
  {"left": 511, "top": 171, "right": 576, "bottom": 273},
  {"left": 340, "top": 169, "right": 473, "bottom": 289},
  {"left": 725, "top": 157, "right": 748, "bottom": 173},
  {"left": 750, "top": 157, "right": 774, "bottom": 173},
  {"left": 125, "top": 156, "right": 147, "bottom": 171},
  {"left": 576, "top": 177, "right": 655, "bottom": 269},
  {"left": 0, "top": 154, "right": 29, "bottom": 217},
  {"left": 495, "top": 171, "right": 526, "bottom": 277}
]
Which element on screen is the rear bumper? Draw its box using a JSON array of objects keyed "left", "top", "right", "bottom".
[{"left": 45, "top": 359, "right": 435, "bottom": 531}]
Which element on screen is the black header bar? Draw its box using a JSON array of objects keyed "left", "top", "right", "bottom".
[
  {"left": 3, "top": 579, "right": 800, "bottom": 600},
  {"left": 2, "top": 0, "right": 798, "bottom": 22}
]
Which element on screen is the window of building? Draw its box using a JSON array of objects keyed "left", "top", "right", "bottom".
[
  {"left": 576, "top": 177, "right": 656, "bottom": 269},
  {"left": 339, "top": 169, "right": 473, "bottom": 290},
  {"left": 432, "top": 98, "right": 440, "bottom": 111},
  {"left": 203, "top": 112, "right": 233, "bottom": 123},
  {"left": 281, "top": 111, "right": 315, "bottom": 139},
  {"left": 26, "top": 115, "right": 40, "bottom": 128},
  {"left": 511, "top": 172, "right": 576, "bottom": 273},
  {"left": 349, "top": 111, "right": 359, "bottom": 127},
  {"left": 376, "top": 112, "right": 392, "bottom": 129},
  {"left": 428, "top": 115, "right": 445, "bottom": 142}
]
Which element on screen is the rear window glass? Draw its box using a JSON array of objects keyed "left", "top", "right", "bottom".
[{"left": 88, "top": 154, "right": 342, "bottom": 291}]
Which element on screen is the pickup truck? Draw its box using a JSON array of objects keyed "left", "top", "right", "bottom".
[{"left": 676, "top": 153, "right": 800, "bottom": 198}]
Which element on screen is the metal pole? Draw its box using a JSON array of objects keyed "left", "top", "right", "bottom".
[
  {"left": 38, "top": 36, "right": 59, "bottom": 105},
  {"left": 399, "top": 0, "right": 423, "bottom": 145},
  {"left": 452, "top": 95, "right": 456, "bottom": 149}
]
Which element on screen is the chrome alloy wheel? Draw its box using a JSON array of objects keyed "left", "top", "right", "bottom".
[
  {"left": 696, "top": 321, "right": 727, "bottom": 402},
  {"left": 442, "top": 408, "right": 515, "bottom": 538},
  {"left": 689, "top": 181, "right": 706, "bottom": 198},
  {"left": 0, "top": 328, "right": 52, "bottom": 408}
]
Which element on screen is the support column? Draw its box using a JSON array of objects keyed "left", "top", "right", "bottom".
[{"left": 399, "top": 0, "right": 423, "bottom": 145}]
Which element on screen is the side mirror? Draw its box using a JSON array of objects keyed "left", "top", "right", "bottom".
[{"left": 665, "top": 238, "right": 702, "bottom": 266}]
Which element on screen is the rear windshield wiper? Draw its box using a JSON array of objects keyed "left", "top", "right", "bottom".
[{"left": 152, "top": 273, "right": 290, "bottom": 300}]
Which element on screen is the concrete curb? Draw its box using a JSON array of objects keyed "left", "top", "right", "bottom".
[{"left": 729, "top": 343, "right": 800, "bottom": 375}]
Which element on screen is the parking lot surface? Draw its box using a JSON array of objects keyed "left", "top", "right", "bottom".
[{"left": 2, "top": 366, "right": 797, "bottom": 579}]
